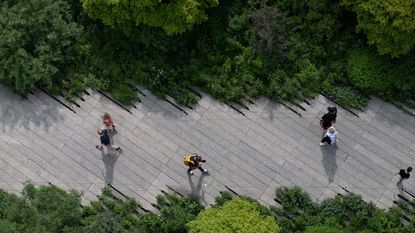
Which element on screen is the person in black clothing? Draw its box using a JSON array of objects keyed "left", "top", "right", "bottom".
[
  {"left": 396, "top": 167, "right": 412, "bottom": 189},
  {"left": 320, "top": 107, "right": 337, "bottom": 130},
  {"left": 96, "top": 128, "right": 121, "bottom": 151},
  {"left": 187, "top": 154, "right": 208, "bottom": 175}
]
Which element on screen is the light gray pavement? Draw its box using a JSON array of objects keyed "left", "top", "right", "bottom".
[{"left": 0, "top": 84, "right": 414, "bottom": 210}]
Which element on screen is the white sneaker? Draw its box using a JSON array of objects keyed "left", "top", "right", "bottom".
[
  {"left": 320, "top": 142, "right": 326, "bottom": 146},
  {"left": 203, "top": 169, "right": 208, "bottom": 173},
  {"left": 188, "top": 171, "right": 194, "bottom": 175}
]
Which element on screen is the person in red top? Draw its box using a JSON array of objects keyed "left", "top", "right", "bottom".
[{"left": 102, "top": 112, "right": 115, "bottom": 132}]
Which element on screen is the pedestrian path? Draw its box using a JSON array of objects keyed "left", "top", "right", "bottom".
[{"left": 0, "top": 84, "right": 414, "bottom": 210}]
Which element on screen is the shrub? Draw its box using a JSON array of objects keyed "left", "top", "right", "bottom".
[
  {"left": 186, "top": 198, "right": 278, "bottom": 233},
  {"left": 304, "top": 225, "right": 344, "bottom": 233},
  {"left": 266, "top": 69, "right": 301, "bottom": 101},
  {"left": 138, "top": 192, "right": 203, "bottom": 233},
  {"left": 346, "top": 49, "right": 393, "bottom": 97},
  {"left": 324, "top": 86, "right": 368, "bottom": 109},
  {"left": 0, "top": 0, "right": 82, "bottom": 95},
  {"left": 213, "top": 191, "right": 233, "bottom": 207},
  {"left": 275, "top": 186, "right": 315, "bottom": 215},
  {"left": 294, "top": 59, "right": 321, "bottom": 97}
]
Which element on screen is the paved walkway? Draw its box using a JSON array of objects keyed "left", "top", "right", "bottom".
[{"left": 0, "top": 84, "right": 414, "bottom": 210}]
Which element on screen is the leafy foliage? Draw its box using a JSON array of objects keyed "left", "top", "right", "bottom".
[
  {"left": 0, "top": 182, "right": 82, "bottom": 233},
  {"left": 81, "top": 0, "right": 219, "bottom": 34},
  {"left": 346, "top": 49, "right": 415, "bottom": 100},
  {"left": 273, "top": 187, "right": 415, "bottom": 233},
  {"left": 275, "top": 186, "right": 315, "bottom": 215},
  {"left": 82, "top": 187, "right": 141, "bottom": 233},
  {"left": 304, "top": 225, "right": 344, "bottom": 233},
  {"left": 342, "top": 0, "right": 415, "bottom": 57},
  {"left": 324, "top": 86, "right": 368, "bottom": 110},
  {"left": 1, "top": 184, "right": 415, "bottom": 233},
  {"left": 2, "top": 0, "right": 415, "bottom": 110},
  {"left": 186, "top": 197, "right": 279, "bottom": 233},
  {"left": 138, "top": 192, "right": 203, "bottom": 233},
  {"left": 0, "top": 0, "right": 82, "bottom": 95}
]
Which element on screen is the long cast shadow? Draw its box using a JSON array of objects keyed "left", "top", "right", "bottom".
[
  {"left": 320, "top": 144, "right": 338, "bottom": 183},
  {"left": 187, "top": 173, "right": 207, "bottom": 205},
  {"left": 101, "top": 148, "right": 121, "bottom": 184}
]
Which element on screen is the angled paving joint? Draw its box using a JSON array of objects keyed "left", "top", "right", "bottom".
[
  {"left": 290, "top": 101, "right": 306, "bottom": 111},
  {"left": 164, "top": 97, "right": 188, "bottom": 115},
  {"left": 224, "top": 185, "right": 240, "bottom": 196},
  {"left": 41, "top": 89, "right": 77, "bottom": 114},
  {"left": 98, "top": 91, "right": 133, "bottom": 114},
  {"left": 278, "top": 101, "right": 302, "bottom": 117},
  {"left": 166, "top": 185, "right": 184, "bottom": 197},
  {"left": 224, "top": 102, "right": 246, "bottom": 116},
  {"left": 107, "top": 183, "right": 151, "bottom": 213}
]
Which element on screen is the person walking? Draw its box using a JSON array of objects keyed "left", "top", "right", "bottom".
[
  {"left": 320, "top": 126, "right": 338, "bottom": 146},
  {"left": 320, "top": 107, "right": 337, "bottom": 131},
  {"left": 395, "top": 167, "right": 412, "bottom": 190},
  {"left": 96, "top": 128, "right": 121, "bottom": 151},
  {"left": 184, "top": 153, "right": 208, "bottom": 175},
  {"left": 102, "top": 112, "right": 115, "bottom": 132}
]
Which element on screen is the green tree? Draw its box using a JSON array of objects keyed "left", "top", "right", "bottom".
[
  {"left": 186, "top": 197, "right": 279, "bottom": 233},
  {"left": 342, "top": 0, "right": 415, "bottom": 57},
  {"left": 137, "top": 191, "right": 203, "bottom": 233},
  {"left": 0, "top": 0, "right": 82, "bottom": 95},
  {"left": 304, "top": 225, "right": 344, "bottom": 233},
  {"left": 81, "top": 0, "right": 219, "bottom": 35},
  {"left": 82, "top": 187, "right": 141, "bottom": 233},
  {"left": 0, "top": 182, "right": 82, "bottom": 233}
]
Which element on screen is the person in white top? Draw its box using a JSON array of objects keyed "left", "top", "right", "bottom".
[{"left": 320, "top": 126, "right": 337, "bottom": 146}]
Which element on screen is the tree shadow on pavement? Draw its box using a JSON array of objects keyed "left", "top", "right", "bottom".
[{"left": 0, "top": 86, "right": 64, "bottom": 133}]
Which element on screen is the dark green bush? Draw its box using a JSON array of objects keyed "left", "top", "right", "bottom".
[
  {"left": 275, "top": 186, "right": 315, "bottom": 214},
  {"left": 304, "top": 225, "right": 344, "bottom": 233},
  {"left": 2, "top": 0, "right": 415, "bottom": 110},
  {"left": 138, "top": 192, "right": 203, "bottom": 233},
  {"left": 213, "top": 191, "right": 233, "bottom": 207},
  {"left": 0, "top": 0, "right": 82, "bottom": 96},
  {"left": 1, "top": 183, "right": 415, "bottom": 233},
  {"left": 346, "top": 49, "right": 394, "bottom": 97},
  {"left": 266, "top": 70, "right": 301, "bottom": 101},
  {"left": 294, "top": 59, "right": 321, "bottom": 97},
  {"left": 324, "top": 86, "right": 368, "bottom": 110}
]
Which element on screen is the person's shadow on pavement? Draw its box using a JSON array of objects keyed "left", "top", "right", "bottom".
[
  {"left": 101, "top": 149, "right": 122, "bottom": 184},
  {"left": 187, "top": 172, "right": 208, "bottom": 205},
  {"left": 320, "top": 144, "right": 338, "bottom": 183}
]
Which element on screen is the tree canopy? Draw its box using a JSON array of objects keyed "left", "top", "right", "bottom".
[
  {"left": 81, "top": 0, "right": 219, "bottom": 34},
  {"left": 1, "top": 183, "right": 415, "bottom": 233},
  {"left": 342, "top": 0, "right": 415, "bottom": 57},
  {"left": 186, "top": 197, "right": 279, "bottom": 233},
  {"left": 0, "top": 0, "right": 81, "bottom": 95},
  {"left": 1, "top": 0, "right": 415, "bottom": 109}
]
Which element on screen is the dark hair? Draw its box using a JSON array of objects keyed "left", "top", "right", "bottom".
[
  {"left": 327, "top": 107, "right": 337, "bottom": 114},
  {"left": 408, "top": 167, "right": 413, "bottom": 172}
]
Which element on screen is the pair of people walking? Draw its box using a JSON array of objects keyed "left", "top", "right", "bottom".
[
  {"left": 319, "top": 106, "right": 413, "bottom": 192},
  {"left": 320, "top": 107, "right": 338, "bottom": 146},
  {"left": 96, "top": 112, "right": 121, "bottom": 151}
]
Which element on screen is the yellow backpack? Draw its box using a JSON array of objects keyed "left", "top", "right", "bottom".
[{"left": 183, "top": 154, "right": 194, "bottom": 166}]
